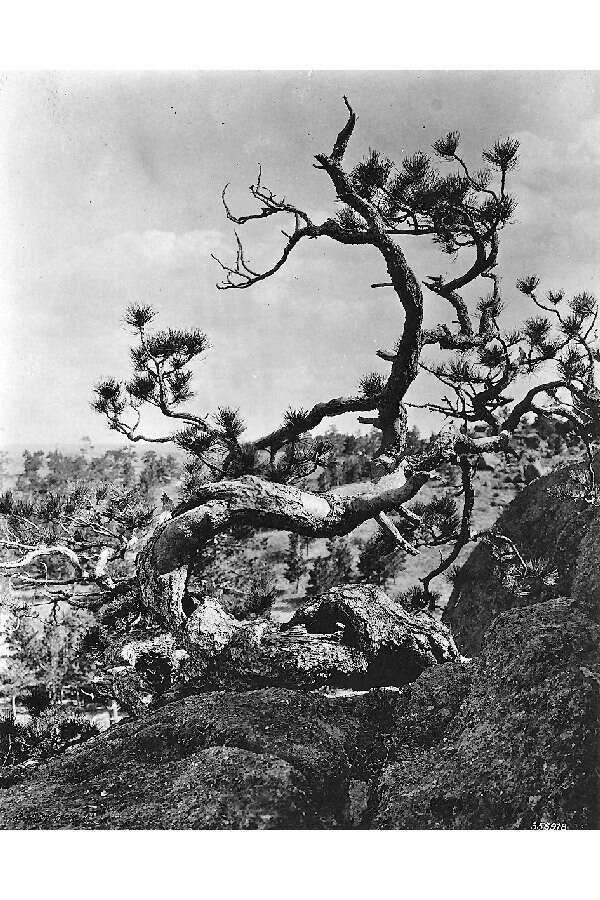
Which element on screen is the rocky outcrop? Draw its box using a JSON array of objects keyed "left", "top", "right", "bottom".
[
  {"left": 373, "top": 598, "right": 600, "bottom": 829},
  {"left": 443, "top": 454, "right": 600, "bottom": 655},
  {"left": 2, "top": 596, "right": 598, "bottom": 829},
  {"left": 0, "top": 688, "right": 386, "bottom": 829},
  {"left": 286, "top": 585, "right": 458, "bottom": 687},
  {"left": 102, "top": 586, "right": 459, "bottom": 709},
  {"left": 212, "top": 585, "right": 458, "bottom": 692}
]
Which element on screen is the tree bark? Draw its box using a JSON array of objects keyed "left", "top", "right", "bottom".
[
  {"left": 137, "top": 426, "right": 509, "bottom": 629},
  {"left": 137, "top": 472, "right": 429, "bottom": 628}
]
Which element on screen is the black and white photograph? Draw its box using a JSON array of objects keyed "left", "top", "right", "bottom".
[{"left": 0, "top": 7, "right": 598, "bottom": 878}]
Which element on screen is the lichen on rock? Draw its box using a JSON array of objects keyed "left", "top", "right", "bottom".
[
  {"left": 444, "top": 454, "right": 600, "bottom": 655},
  {"left": 373, "top": 598, "right": 600, "bottom": 829}
]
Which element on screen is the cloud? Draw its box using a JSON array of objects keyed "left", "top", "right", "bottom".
[
  {"left": 53, "top": 228, "right": 227, "bottom": 277},
  {"left": 114, "top": 229, "right": 224, "bottom": 268},
  {"left": 513, "top": 115, "right": 600, "bottom": 200},
  {"left": 497, "top": 115, "right": 600, "bottom": 284}
]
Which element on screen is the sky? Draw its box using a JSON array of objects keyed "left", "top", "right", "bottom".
[{"left": 1, "top": 70, "right": 599, "bottom": 449}]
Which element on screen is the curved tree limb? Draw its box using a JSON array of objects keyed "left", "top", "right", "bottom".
[
  {"left": 0, "top": 544, "right": 85, "bottom": 575},
  {"left": 137, "top": 471, "right": 430, "bottom": 627},
  {"left": 253, "top": 393, "right": 380, "bottom": 453},
  {"left": 136, "top": 426, "right": 510, "bottom": 629}
]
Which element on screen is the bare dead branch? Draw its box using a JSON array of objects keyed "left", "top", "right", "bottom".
[
  {"left": 0, "top": 544, "right": 84, "bottom": 575},
  {"left": 331, "top": 95, "right": 356, "bottom": 163},
  {"left": 376, "top": 511, "right": 419, "bottom": 556},
  {"left": 212, "top": 226, "right": 310, "bottom": 290}
]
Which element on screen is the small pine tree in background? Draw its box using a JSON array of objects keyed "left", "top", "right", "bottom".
[
  {"left": 306, "top": 536, "right": 355, "bottom": 596},
  {"left": 325, "top": 537, "right": 354, "bottom": 583},
  {"left": 306, "top": 557, "right": 336, "bottom": 596},
  {"left": 283, "top": 533, "right": 307, "bottom": 593},
  {"left": 357, "top": 530, "right": 405, "bottom": 588}
]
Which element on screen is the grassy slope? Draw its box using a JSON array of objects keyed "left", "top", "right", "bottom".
[
  {"left": 268, "top": 472, "right": 518, "bottom": 621},
  {"left": 266, "top": 443, "right": 583, "bottom": 620}
]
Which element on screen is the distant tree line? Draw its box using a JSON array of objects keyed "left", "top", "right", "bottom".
[{"left": 12, "top": 445, "right": 181, "bottom": 497}]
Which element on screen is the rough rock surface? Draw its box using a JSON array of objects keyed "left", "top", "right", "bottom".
[
  {"left": 183, "top": 597, "right": 240, "bottom": 661},
  {"left": 373, "top": 598, "right": 600, "bottom": 829},
  {"left": 0, "top": 688, "right": 361, "bottom": 829},
  {"left": 286, "top": 585, "right": 459, "bottom": 688},
  {"left": 99, "top": 598, "right": 242, "bottom": 713},
  {"left": 443, "top": 454, "right": 600, "bottom": 655},
  {"left": 105, "top": 630, "right": 184, "bottom": 714},
  {"left": 212, "top": 621, "right": 369, "bottom": 690},
  {"left": 571, "top": 513, "right": 600, "bottom": 608},
  {"left": 2, "top": 598, "right": 598, "bottom": 828},
  {"left": 102, "top": 586, "right": 459, "bottom": 710}
]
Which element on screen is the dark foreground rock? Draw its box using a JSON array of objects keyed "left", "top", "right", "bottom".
[
  {"left": 2, "top": 596, "right": 598, "bottom": 829},
  {"left": 0, "top": 688, "right": 384, "bottom": 829},
  {"left": 373, "top": 598, "right": 600, "bottom": 829},
  {"left": 443, "top": 454, "right": 600, "bottom": 655}
]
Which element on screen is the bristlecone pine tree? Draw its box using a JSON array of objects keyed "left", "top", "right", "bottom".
[{"left": 2, "top": 97, "right": 599, "bottom": 625}]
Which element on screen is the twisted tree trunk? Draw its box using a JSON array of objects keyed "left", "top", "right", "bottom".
[{"left": 137, "top": 471, "right": 429, "bottom": 628}]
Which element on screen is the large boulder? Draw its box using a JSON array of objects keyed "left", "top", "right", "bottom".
[
  {"left": 372, "top": 598, "right": 600, "bottom": 829},
  {"left": 212, "top": 585, "right": 458, "bottom": 692},
  {"left": 101, "top": 586, "right": 459, "bottom": 710},
  {"left": 443, "top": 454, "right": 600, "bottom": 655},
  {"left": 286, "top": 585, "right": 459, "bottom": 687},
  {"left": 0, "top": 688, "right": 371, "bottom": 829}
]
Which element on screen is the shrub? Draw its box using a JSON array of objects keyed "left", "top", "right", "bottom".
[
  {"left": 395, "top": 585, "right": 442, "bottom": 612},
  {"left": 22, "top": 684, "right": 52, "bottom": 717},
  {"left": 357, "top": 531, "right": 405, "bottom": 588},
  {"left": 1, "top": 707, "right": 99, "bottom": 767},
  {"left": 226, "top": 563, "right": 280, "bottom": 619},
  {"left": 23, "top": 707, "right": 99, "bottom": 759},
  {"left": 0, "top": 712, "right": 30, "bottom": 766}
]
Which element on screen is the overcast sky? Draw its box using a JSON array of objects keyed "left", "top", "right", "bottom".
[{"left": 1, "top": 70, "right": 599, "bottom": 449}]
